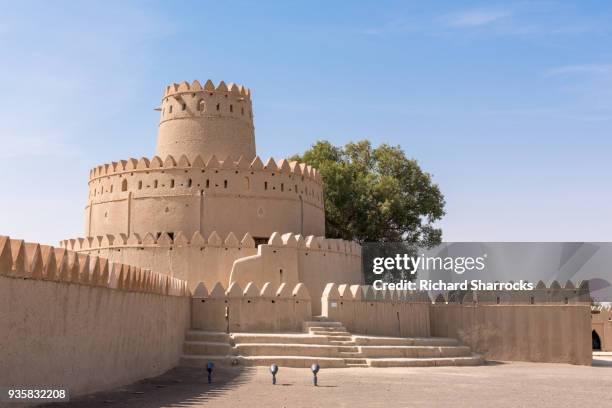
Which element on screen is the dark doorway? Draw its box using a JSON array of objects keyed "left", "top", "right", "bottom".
[{"left": 593, "top": 330, "right": 602, "bottom": 350}]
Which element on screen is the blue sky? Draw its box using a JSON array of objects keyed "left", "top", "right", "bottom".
[{"left": 0, "top": 0, "right": 610, "bottom": 245}]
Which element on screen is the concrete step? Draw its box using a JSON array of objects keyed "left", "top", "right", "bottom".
[
  {"left": 344, "top": 358, "right": 368, "bottom": 364},
  {"left": 329, "top": 340, "right": 356, "bottom": 346},
  {"left": 179, "top": 354, "right": 235, "bottom": 367},
  {"left": 352, "top": 335, "right": 459, "bottom": 347},
  {"left": 236, "top": 355, "right": 346, "bottom": 368},
  {"left": 185, "top": 331, "right": 231, "bottom": 343},
  {"left": 367, "top": 354, "right": 484, "bottom": 367},
  {"left": 359, "top": 346, "right": 472, "bottom": 359},
  {"left": 232, "top": 333, "right": 330, "bottom": 345},
  {"left": 183, "top": 341, "right": 232, "bottom": 355},
  {"left": 310, "top": 330, "right": 351, "bottom": 337},
  {"left": 234, "top": 343, "right": 341, "bottom": 358},
  {"left": 307, "top": 326, "right": 348, "bottom": 332},
  {"left": 336, "top": 346, "right": 359, "bottom": 352},
  {"left": 303, "top": 321, "right": 344, "bottom": 330},
  {"left": 346, "top": 363, "right": 369, "bottom": 368},
  {"left": 339, "top": 352, "right": 362, "bottom": 358}
]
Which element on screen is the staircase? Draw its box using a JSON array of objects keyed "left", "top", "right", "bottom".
[
  {"left": 180, "top": 317, "right": 483, "bottom": 368},
  {"left": 303, "top": 319, "right": 368, "bottom": 367}
]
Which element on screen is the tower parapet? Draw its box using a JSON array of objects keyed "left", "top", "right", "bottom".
[{"left": 156, "top": 80, "right": 255, "bottom": 161}]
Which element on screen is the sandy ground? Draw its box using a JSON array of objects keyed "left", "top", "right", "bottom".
[{"left": 44, "top": 357, "right": 612, "bottom": 408}]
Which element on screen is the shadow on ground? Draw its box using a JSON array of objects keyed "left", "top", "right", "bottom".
[{"left": 42, "top": 366, "right": 256, "bottom": 408}]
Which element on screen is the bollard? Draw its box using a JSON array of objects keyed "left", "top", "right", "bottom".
[
  {"left": 270, "top": 364, "right": 279, "bottom": 385},
  {"left": 311, "top": 363, "right": 320, "bottom": 386}
]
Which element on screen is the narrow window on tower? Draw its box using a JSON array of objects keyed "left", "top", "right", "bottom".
[
  {"left": 181, "top": 103, "right": 186, "bottom": 111},
  {"left": 230, "top": 104, "right": 233, "bottom": 113},
  {"left": 216, "top": 103, "right": 220, "bottom": 111},
  {"left": 188, "top": 179, "right": 192, "bottom": 188},
  {"left": 138, "top": 181, "right": 142, "bottom": 190},
  {"left": 206, "top": 179, "right": 210, "bottom": 188},
  {"left": 169, "top": 105, "right": 173, "bottom": 114},
  {"left": 264, "top": 181, "right": 268, "bottom": 190},
  {"left": 224, "top": 180, "right": 228, "bottom": 188},
  {"left": 170, "top": 179, "right": 175, "bottom": 188}
]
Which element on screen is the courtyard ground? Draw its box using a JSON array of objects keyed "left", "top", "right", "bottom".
[{"left": 46, "top": 355, "right": 612, "bottom": 408}]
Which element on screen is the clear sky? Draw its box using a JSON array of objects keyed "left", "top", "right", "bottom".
[{"left": 0, "top": 1, "right": 610, "bottom": 245}]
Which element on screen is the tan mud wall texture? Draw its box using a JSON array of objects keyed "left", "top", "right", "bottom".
[
  {"left": 191, "top": 281, "right": 312, "bottom": 333},
  {"left": 0, "top": 235, "right": 191, "bottom": 397},
  {"left": 430, "top": 304, "right": 592, "bottom": 365},
  {"left": 0, "top": 275, "right": 190, "bottom": 397}
]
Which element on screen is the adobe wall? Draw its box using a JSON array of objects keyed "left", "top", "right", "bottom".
[
  {"left": 62, "top": 231, "right": 362, "bottom": 301},
  {"left": 592, "top": 307, "right": 612, "bottom": 352},
  {"left": 320, "top": 283, "right": 431, "bottom": 337},
  {"left": 430, "top": 282, "right": 592, "bottom": 365},
  {"left": 229, "top": 233, "right": 363, "bottom": 315},
  {"left": 191, "top": 281, "right": 312, "bottom": 333},
  {"left": 157, "top": 80, "right": 255, "bottom": 162},
  {"left": 0, "top": 236, "right": 191, "bottom": 397},
  {"left": 85, "top": 155, "right": 325, "bottom": 240}
]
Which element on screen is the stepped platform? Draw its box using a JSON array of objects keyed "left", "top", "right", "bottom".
[{"left": 180, "top": 320, "right": 483, "bottom": 368}]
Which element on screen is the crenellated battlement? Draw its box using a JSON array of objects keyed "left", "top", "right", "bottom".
[
  {"left": 163, "top": 80, "right": 251, "bottom": 100},
  {"left": 322, "top": 281, "right": 591, "bottom": 305},
  {"left": 60, "top": 230, "right": 361, "bottom": 257},
  {"left": 88, "top": 154, "right": 321, "bottom": 183},
  {"left": 1, "top": 235, "right": 188, "bottom": 296}
]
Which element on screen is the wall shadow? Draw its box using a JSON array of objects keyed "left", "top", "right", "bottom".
[{"left": 42, "top": 365, "right": 256, "bottom": 407}]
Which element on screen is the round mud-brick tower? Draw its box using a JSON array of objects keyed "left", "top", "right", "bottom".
[{"left": 156, "top": 80, "right": 255, "bottom": 161}]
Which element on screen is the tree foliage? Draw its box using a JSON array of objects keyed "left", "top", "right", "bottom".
[{"left": 291, "top": 140, "right": 445, "bottom": 247}]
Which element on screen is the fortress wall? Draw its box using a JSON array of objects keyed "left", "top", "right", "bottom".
[
  {"left": 61, "top": 231, "right": 363, "bottom": 298},
  {"left": 430, "top": 283, "right": 592, "bottom": 365},
  {"left": 321, "top": 283, "right": 431, "bottom": 337},
  {"left": 191, "top": 281, "right": 312, "bottom": 333},
  {"left": 0, "top": 236, "right": 190, "bottom": 396},
  {"left": 229, "top": 233, "right": 363, "bottom": 311},
  {"left": 86, "top": 155, "right": 325, "bottom": 239},
  {"left": 62, "top": 231, "right": 258, "bottom": 291}
]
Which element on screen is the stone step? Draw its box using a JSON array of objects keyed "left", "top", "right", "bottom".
[
  {"left": 336, "top": 346, "right": 359, "bottom": 352},
  {"left": 339, "top": 352, "right": 362, "bottom": 358},
  {"left": 352, "top": 336, "right": 460, "bottom": 347},
  {"left": 232, "top": 333, "right": 330, "bottom": 345},
  {"left": 236, "top": 355, "right": 346, "bottom": 368},
  {"left": 307, "top": 326, "right": 348, "bottom": 332},
  {"left": 329, "top": 340, "right": 356, "bottom": 346},
  {"left": 346, "top": 363, "right": 369, "bottom": 368},
  {"left": 367, "top": 354, "right": 484, "bottom": 368},
  {"left": 179, "top": 354, "right": 235, "bottom": 367},
  {"left": 310, "top": 330, "right": 351, "bottom": 337},
  {"left": 344, "top": 358, "right": 368, "bottom": 364},
  {"left": 183, "top": 341, "right": 232, "bottom": 355},
  {"left": 185, "top": 331, "right": 231, "bottom": 343},
  {"left": 303, "top": 321, "right": 344, "bottom": 330},
  {"left": 359, "top": 346, "right": 472, "bottom": 359},
  {"left": 234, "top": 343, "right": 341, "bottom": 358}
]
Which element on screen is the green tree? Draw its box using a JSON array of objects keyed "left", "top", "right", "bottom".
[{"left": 290, "top": 140, "right": 445, "bottom": 247}]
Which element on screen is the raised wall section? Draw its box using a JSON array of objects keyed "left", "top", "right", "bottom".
[
  {"left": 60, "top": 231, "right": 363, "bottom": 300},
  {"left": 191, "top": 281, "right": 312, "bottom": 333},
  {"left": 85, "top": 155, "right": 325, "bottom": 240},
  {"left": 430, "top": 281, "right": 592, "bottom": 365},
  {"left": 320, "top": 283, "right": 431, "bottom": 337},
  {"left": 0, "top": 236, "right": 190, "bottom": 396}
]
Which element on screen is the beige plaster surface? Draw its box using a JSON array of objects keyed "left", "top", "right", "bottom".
[{"left": 0, "top": 275, "right": 190, "bottom": 397}]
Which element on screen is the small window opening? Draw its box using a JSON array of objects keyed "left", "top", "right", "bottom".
[
  {"left": 170, "top": 179, "right": 175, "bottom": 188},
  {"left": 181, "top": 103, "right": 186, "bottom": 111},
  {"left": 169, "top": 105, "right": 173, "bottom": 113},
  {"left": 264, "top": 181, "right": 268, "bottom": 190},
  {"left": 230, "top": 104, "right": 233, "bottom": 113},
  {"left": 121, "top": 179, "right": 128, "bottom": 192},
  {"left": 138, "top": 181, "right": 142, "bottom": 190},
  {"left": 206, "top": 179, "right": 210, "bottom": 188},
  {"left": 216, "top": 103, "right": 220, "bottom": 111},
  {"left": 224, "top": 180, "right": 228, "bottom": 188},
  {"left": 188, "top": 179, "right": 192, "bottom": 187},
  {"left": 154, "top": 180, "right": 158, "bottom": 188}
]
